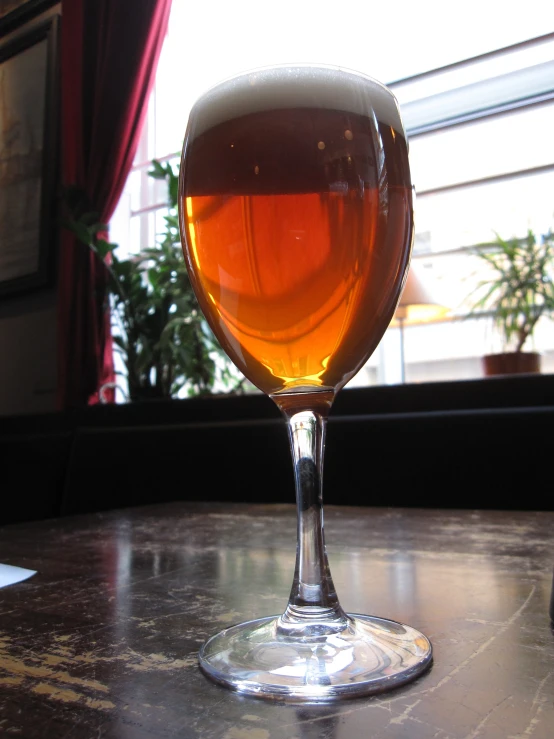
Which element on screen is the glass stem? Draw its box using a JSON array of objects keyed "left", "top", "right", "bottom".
[{"left": 277, "top": 403, "right": 348, "bottom": 635}]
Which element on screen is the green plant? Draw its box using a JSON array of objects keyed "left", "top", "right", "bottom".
[
  {"left": 469, "top": 228, "right": 554, "bottom": 353},
  {"left": 64, "top": 161, "right": 249, "bottom": 401}
]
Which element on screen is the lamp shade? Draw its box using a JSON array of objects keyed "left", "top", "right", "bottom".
[{"left": 394, "top": 265, "right": 449, "bottom": 323}]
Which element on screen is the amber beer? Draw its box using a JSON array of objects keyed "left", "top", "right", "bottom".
[{"left": 179, "top": 67, "right": 413, "bottom": 396}]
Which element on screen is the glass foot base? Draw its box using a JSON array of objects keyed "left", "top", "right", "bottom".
[{"left": 199, "top": 613, "right": 433, "bottom": 702}]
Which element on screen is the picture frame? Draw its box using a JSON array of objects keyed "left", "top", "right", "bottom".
[{"left": 0, "top": 10, "right": 59, "bottom": 297}]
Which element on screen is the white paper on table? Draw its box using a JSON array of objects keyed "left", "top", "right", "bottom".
[{"left": 0, "top": 564, "right": 37, "bottom": 588}]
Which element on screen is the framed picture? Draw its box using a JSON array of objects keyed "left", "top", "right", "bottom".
[{"left": 0, "top": 11, "right": 59, "bottom": 297}]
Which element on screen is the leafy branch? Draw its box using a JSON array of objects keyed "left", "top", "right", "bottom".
[
  {"left": 63, "top": 162, "right": 249, "bottom": 401},
  {"left": 468, "top": 228, "right": 554, "bottom": 352}
]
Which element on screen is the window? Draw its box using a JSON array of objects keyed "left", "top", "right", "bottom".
[
  {"left": 387, "top": 38, "right": 554, "bottom": 385},
  {"left": 110, "top": 2, "right": 554, "bottom": 396}
]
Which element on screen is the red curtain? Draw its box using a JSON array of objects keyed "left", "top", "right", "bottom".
[{"left": 58, "top": 0, "right": 172, "bottom": 409}]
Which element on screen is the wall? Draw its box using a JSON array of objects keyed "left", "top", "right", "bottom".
[
  {"left": 0, "top": 288, "right": 56, "bottom": 414},
  {"left": 0, "top": 0, "right": 59, "bottom": 416}
]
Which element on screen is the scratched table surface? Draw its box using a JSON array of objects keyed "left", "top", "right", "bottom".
[{"left": 0, "top": 502, "right": 553, "bottom": 739}]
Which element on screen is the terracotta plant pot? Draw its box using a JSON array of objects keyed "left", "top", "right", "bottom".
[{"left": 483, "top": 352, "right": 541, "bottom": 376}]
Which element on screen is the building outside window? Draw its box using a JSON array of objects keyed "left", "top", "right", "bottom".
[{"left": 110, "top": 0, "right": 554, "bottom": 399}]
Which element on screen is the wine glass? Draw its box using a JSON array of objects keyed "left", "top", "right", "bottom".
[{"left": 178, "top": 64, "right": 432, "bottom": 701}]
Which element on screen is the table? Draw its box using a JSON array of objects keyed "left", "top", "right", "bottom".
[{"left": 0, "top": 502, "right": 553, "bottom": 738}]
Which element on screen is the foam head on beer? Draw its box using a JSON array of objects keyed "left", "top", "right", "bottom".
[{"left": 189, "top": 65, "right": 404, "bottom": 140}]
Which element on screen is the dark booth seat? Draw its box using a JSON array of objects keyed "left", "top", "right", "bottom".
[{"left": 1, "top": 374, "right": 553, "bottom": 524}]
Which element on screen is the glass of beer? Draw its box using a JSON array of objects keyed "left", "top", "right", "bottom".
[{"left": 178, "top": 65, "right": 432, "bottom": 701}]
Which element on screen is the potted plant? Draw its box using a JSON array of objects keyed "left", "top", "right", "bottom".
[
  {"left": 469, "top": 228, "right": 554, "bottom": 375},
  {"left": 64, "top": 161, "right": 249, "bottom": 401}
]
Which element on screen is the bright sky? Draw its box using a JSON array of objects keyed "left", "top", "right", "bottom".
[{"left": 153, "top": 0, "right": 554, "bottom": 157}]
